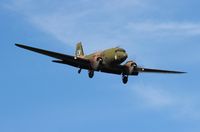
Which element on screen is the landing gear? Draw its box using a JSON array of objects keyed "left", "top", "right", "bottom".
[
  {"left": 88, "top": 70, "right": 94, "bottom": 78},
  {"left": 122, "top": 74, "right": 128, "bottom": 84},
  {"left": 78, "top": 68, "right": 82, "bottom": 74}
]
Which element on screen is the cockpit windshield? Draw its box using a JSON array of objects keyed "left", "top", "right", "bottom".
[{"left": 115, "top": 48, "right": 126, "bottom": 53}]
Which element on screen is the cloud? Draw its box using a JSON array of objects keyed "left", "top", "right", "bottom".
[
  {"left": 127, "top": 21, "right": 200, "bottom": 36},
  {"left": 133, "top": 83, "right": 174, "bottom": 108},
  {"left": 2, "top": 0, "right": 147, "bottom": 50},
  {"left": 132, "top": 83, "right": 200, "bottom": 120},
  {"left": 3, "top": 0, "right": 200, "bottom": 49}
]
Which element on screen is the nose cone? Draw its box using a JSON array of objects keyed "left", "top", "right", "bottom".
[{"left": 114, "top": 48, "right": 128, "bottom": 63}]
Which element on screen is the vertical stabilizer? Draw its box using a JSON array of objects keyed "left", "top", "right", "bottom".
[{"left": 75, "top": 42, "right": 84, "bottom": 57}]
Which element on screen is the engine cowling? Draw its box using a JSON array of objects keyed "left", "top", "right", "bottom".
[
  {"left": 124, "top": 61, "right": 139, "bottom": 75},
  {"left": 90, "top": 57, "right": 103, "bottom": 71}
]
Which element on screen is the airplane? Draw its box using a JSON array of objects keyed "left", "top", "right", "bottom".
[{"left": 15, "top": 42, "right": 186, "bottom": 84}]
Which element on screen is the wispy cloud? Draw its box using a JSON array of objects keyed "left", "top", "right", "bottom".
[
  {"left": 127, "top": 22, "right": 200, "bottom": 36},
  {"left": 3, "top": 0, "right": 200, "bottom": 49},
  {"left": 132, "top": 83, "right": 200, "bottom": 120},
  {"left": 2, "top": 0, "right": 147, "bottom": 50},
  {"left": 133, "top": 84, "right": 173, "bottom": 108}
]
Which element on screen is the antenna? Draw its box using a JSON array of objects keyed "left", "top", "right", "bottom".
[{"left": 115, "top": 45, "right": 121, "bottom": 48}]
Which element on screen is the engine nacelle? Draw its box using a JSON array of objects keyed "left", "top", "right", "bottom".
[
  {"left": 124, "top": 61, "right": 139, "bottom": 75},
  {"left": 90, "top": 57, "right": 103, "bottom": 71}
]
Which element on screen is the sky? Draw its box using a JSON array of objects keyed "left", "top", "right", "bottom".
[{"left": 0, "top": 0, "right": 200, "bottom": 132}]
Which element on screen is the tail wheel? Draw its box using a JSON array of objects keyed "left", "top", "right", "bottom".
[
  {"left": 122, "top": 74, "right": 128, "bottom": 84},
  {"left": 88, "top": 70, "right": 94, "bottom": 78}
]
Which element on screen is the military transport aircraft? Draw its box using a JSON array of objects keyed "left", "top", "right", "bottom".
[{"left": 15, "top": 42, "right": 185, "bottom": 84}]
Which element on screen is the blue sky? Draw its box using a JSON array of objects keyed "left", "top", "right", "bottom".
[{"left": 0, "top": 0, "right": 200, "bottom": 132}]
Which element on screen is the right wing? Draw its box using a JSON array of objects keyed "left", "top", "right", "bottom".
[{"left": 15, "top": 44, "right": 91, "bottom": 69}]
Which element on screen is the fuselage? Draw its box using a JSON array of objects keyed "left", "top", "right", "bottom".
[{"left": 84, "top": 47, "right": 128, "bottom": 66}]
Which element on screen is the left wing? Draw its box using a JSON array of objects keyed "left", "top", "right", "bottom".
[
  {"left": 100, "top": 65, "right": 185, "bottom": 75},
  {"left": 15, "top": 44, "right": 90, "bottom": 69},
  {"left": 136, "top": 67, "right": 186, "bottom": 74}
]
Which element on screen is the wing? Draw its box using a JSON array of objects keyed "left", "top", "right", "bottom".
[
  {"left": 15, "top": 44, "right": 90, "bottom": 69},
  {"left": 100, "top": 65, "right": 186, "bottom": 75},
  {"left": 136, "top": 67, "right": 186, "bottom": 74},
  {"left": 100, "top": 65, "right": 123, "bottom": 75}
]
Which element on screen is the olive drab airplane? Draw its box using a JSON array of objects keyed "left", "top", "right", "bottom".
[{"left": 15, "top": 42, "right": 186, "bottom": 84}]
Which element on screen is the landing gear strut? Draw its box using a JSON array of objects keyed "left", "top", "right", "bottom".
[
  {"left": 122, "top": 74, "right": 128, "bottom": 84},
  {"left": 88, "top": 70, "right": 94, "bottom": 78},
  {"left": 78, "top": 68, "right": 82, "bottom": 74}
]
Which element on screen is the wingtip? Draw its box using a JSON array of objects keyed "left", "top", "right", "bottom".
[
  {"left": 176, "top": 71, "right": 187, "bottom": 74},
  {"left": 15, "top": 43, "right": 22, "bottom": 47},
  {"left": 181, "top": 72, "right": 187, "bottom": 74},
  {"left": 15, "top": 43, "right": 28, "bottom": 49}
]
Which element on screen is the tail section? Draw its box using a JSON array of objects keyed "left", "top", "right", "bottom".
[{"left": 75, "top": 42, "right": 84, "bottom": 57}]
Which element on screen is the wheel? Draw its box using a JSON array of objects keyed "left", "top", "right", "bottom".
[
  {"left": 88, "top": 70, "right": 94, "bottom": 78},
  {"left": 96, "top": 57, "right": 103, "bottom": 62},
  {"left": 122, "top": 75, "right": 128, "bottom": 84}
]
